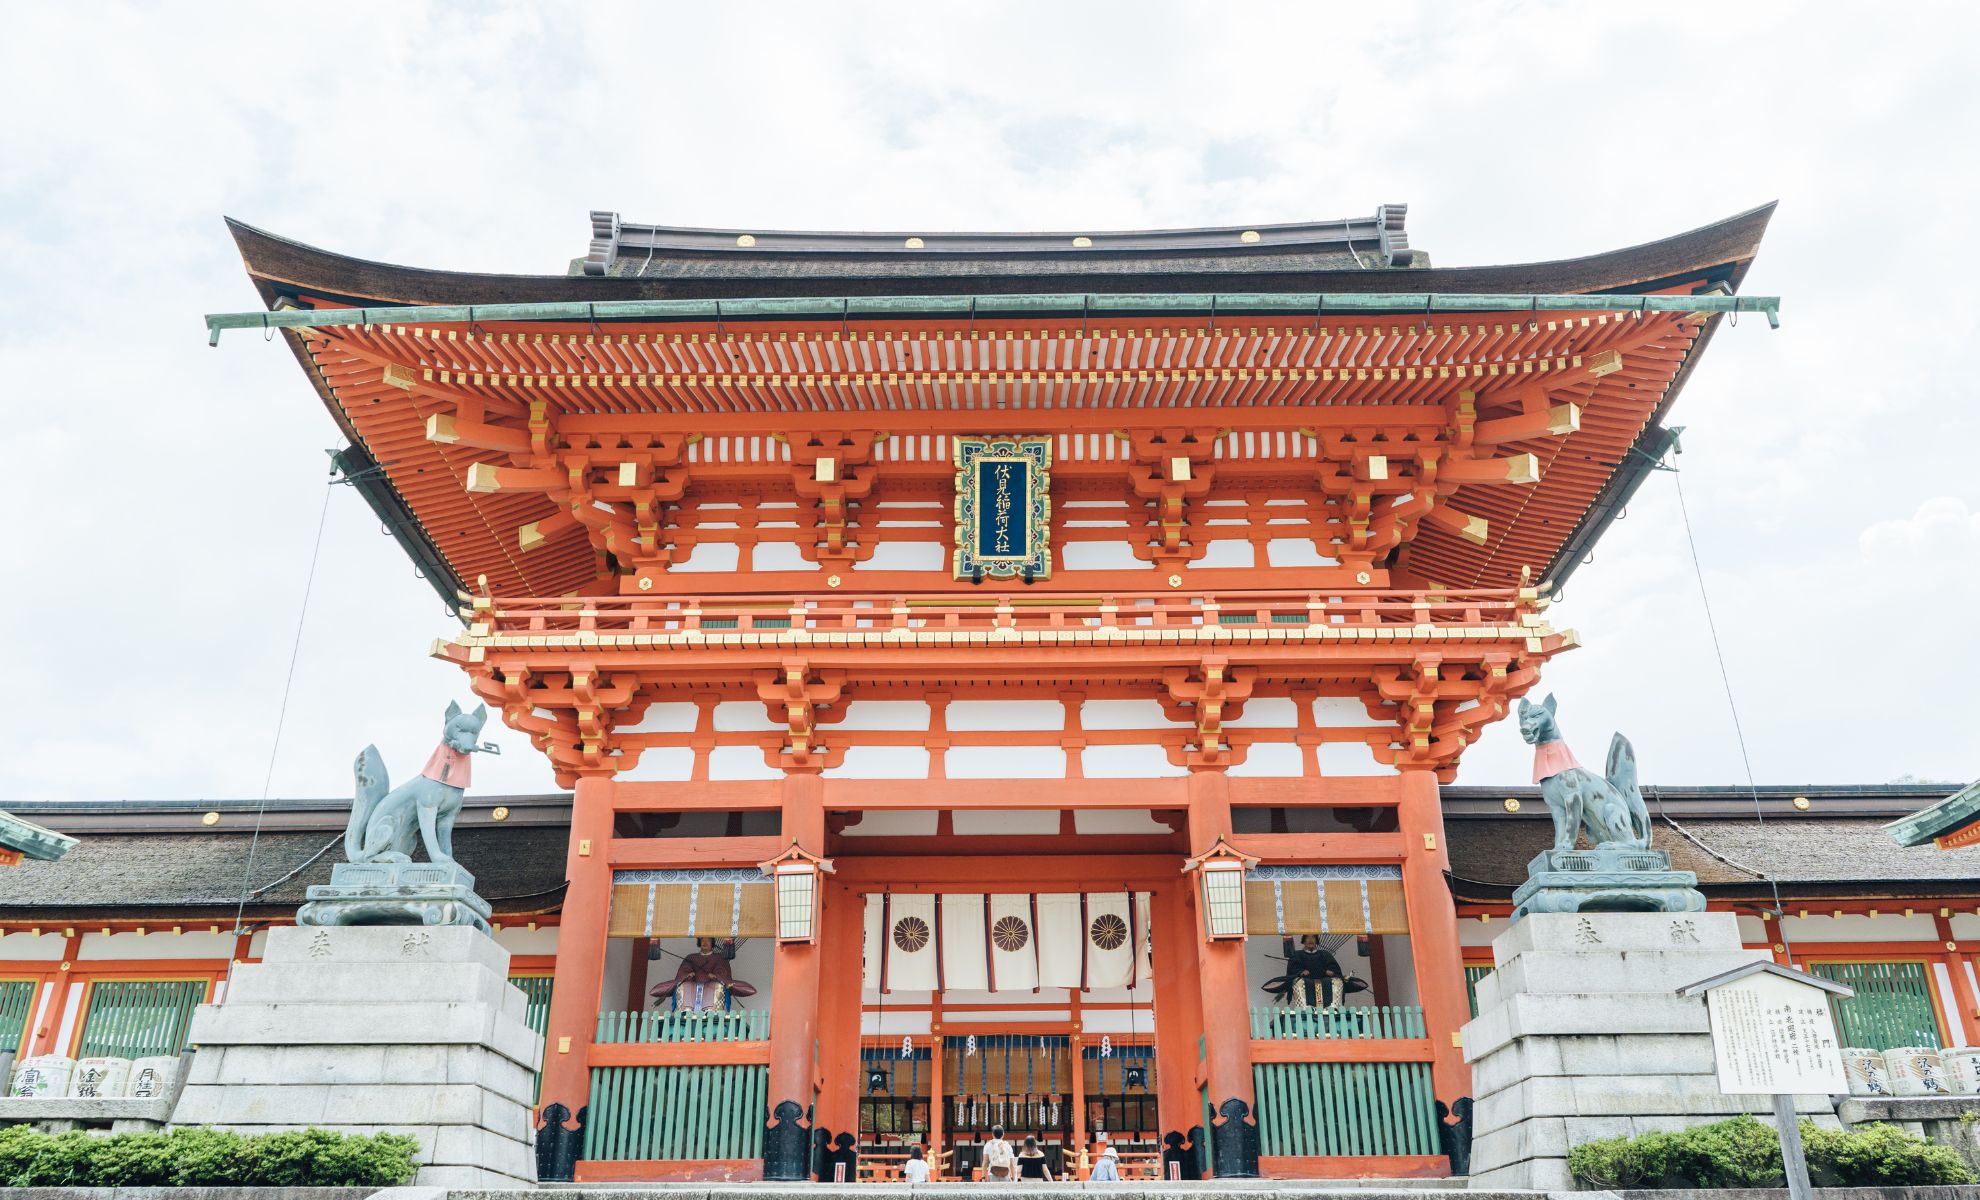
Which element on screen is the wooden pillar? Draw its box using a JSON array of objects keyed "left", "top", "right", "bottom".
[
  {"left": 1396, "top": 769, "right": 1473, "bottom": 1123},
  {"left": 1935, "top": 913, "right": 1979, "bottom": 1045},
  {"left": 1150, "top": 879, "right": 1205, "bottom": 1177},
  {"left": 1187, "top": 769, "right": 1257, "bottom": 1177},
  {"left": 1069, "top": 1033, "right": 1087, "bottom": 1175},
  {"left": 812, "top": 881, "right": 864, "bottom": 1163},
  {"left": 626, "top": 938, "right": 652, "bottom": 1011},
  {"left": 927, "top": 1020, "right": 945, "bottom": 1176},
  {"left": 765, "top": 771, "right": 825, "bottom": 1180},
  {"left": 536, "top": 772, "right": 615, "bottom": 1180},
  {"left": 26, "top": 934, "right": 81, "bottom": 1058}
]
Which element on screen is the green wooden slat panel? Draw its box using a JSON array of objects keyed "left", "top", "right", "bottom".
[
  {"left": 0, "top": 981, "right": 37, "bottom": 1057},
  {"left": 1809, "top": 960, "right": 1942, "bottom": 1050},
  {"left": 1252, "top": 1061, "right": 1443, "bottom": 1159},
  {"left": 76, "top": 979, "right": 204, "bottom": 1059},
  {"left": 582, "top": 1064, "right": 773, "bottom": 1163},
  {"left": 1248, "top": 1005, "right": 1427, "bottom": 1040},
  {"left": 1465, "top": 965, "right": 1494, "bottom": 1018}
]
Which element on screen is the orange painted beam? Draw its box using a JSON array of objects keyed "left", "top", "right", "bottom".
[
  {"left": 1248, "top": 1039, "right": 1434, "bottom": 1063},
  {"left": 588, "top": 1041, "right": 770, "bottom": 1067},
  {"left": 830, "top": 855, "right": 1180, "bottom": 888},
  {"left": 574, "top": 1159, "right": 763, "bottom": 1182},
  {"left": 613, "top": 781, "right": 782, "bottom": 810},
  {"left": 607, "top": 835, "right": 783, "bottom": 869},
  {"left": 1225, "top": 832, "right": 1407, "bottom": 863},
  {"left": 821, "top": 778, "right": 1189, "bottom": 810},
  {"left": 1228, "top": 777, "right": 1402, "bottom": 808},
  {"left": 1258, "top": 1154, "right": 1449, "bottom": 1180}
]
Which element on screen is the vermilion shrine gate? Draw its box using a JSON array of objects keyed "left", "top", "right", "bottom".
[{"left": 217, "top": 203, "right": 1775, "bottom": 1181}]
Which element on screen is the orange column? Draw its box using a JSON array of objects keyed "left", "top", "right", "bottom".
[
  {"left": 26, "top": 934, "right": 81, "bottom": 1057},
  {"left": 1187, "top": 769, "right": 1256, "bottom": 1177},
  {"left": 812, "top": 880, "right": 865, "bottom": 1161},
  {"left": 1150, "top": 879, "right": 1205, "bottom": 1177},
  {"left": 537, "top": 772, "right": 616, "bottom": 1180},
  {"left": 1396, "top": 768, "right": 1472, "bottom": 1109},
  {"left": 765, "top": 771, "right": 825, "bottom": 1179},
  {"left": 1935, "top": 913, "right": 1979, "bottom": 1045}
]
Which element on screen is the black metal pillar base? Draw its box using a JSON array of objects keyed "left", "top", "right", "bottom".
[
  {"left": 1212, "top": 1098, "right": 1261, "bottom": 1177},
  {"left": 1162, "top": 1129, "right": 1204, "bottom": 1180},
  {"left": 535, "top": 1102, "right": 586, "bottom": 1182},
  {"left": 1437, "top": 1096, "right": 1475, "bottom": 1177},
  {"left": 764, "top": 1099, "right": 812, "bottom": 1181}
]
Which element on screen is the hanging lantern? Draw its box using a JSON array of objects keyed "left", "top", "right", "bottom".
[
  {"left": 1184, "top": 837, "right": 1258, "bottom": 940},
  {"left": 758, "top": 842, "right": 835, "bottom": 943}
]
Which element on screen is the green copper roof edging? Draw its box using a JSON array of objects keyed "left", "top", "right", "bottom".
[
  {"left": 0, "top": 810, "right": 78, "bottom": 863},
  {"left": 1883, "top": 779, "right": 1980, "bottom": 847},
  {"left": 207, "top": 290, "right": 1780, "bottom": 343}
]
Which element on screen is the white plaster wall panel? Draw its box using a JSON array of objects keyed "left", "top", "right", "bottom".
[
  {"left": 944, "top": 701, "right": 1065, "bottom": 732},
  {"left": 1313, "top": 696, "right": 1387, "bottom": 728},
  {"left": 937, "top": 989, "right": 1072, "bottom": 1007},
  {"left": 825, "top": 746, "right": 933, "bottom": 779},
  {"left": 1266, "top": 538, "right": 1338, "bottom": 568},
  {"left": 936, "top": 1010, "right": 1073, "bottom": 1025},
  {"left": 1460, "top": 919, "right": 1502, "bottom": 947},
  {"left": 1227, "top": 742, "right": 1305, "bottom": 778},
  {"left": 669, "top": 542, "right": 741, "bottom": 573},
  {"left": 1082, "top": 744, "right": 1186, "bottom": 778},
  {"left": 751, "top": 541, "right": 813, "bottom": 572},
  {"left": 1781, "top": 914, "right": 1938, "bottom": 942},
  {"left": 603, "top": 936, "right": 633, "bottom": 1008},
  {"left": 713, "top": 701, "right": 785, "bottom": 731},
  {"left": 0, "top": 932, "right": 66, "bottom": 961},
  {"left": 1951, "top": 915, "right": 1980, "bottom": 940},
  {"left": 706, "top": 745, "right": 785, "bottom": 780},
  {"left": 531, "top": 707, "right": 559, "bottom": 723},
  {"left": 861, "top": 541, "right": 946, "bottom": 572},
  {"left": 621, "top": 703, "right": 700, "bottom": 735},
  {"left": 1735, "top": 915, "right": 1770, "bottom": 944},
  {"left": 1072, "top": 809, "right": 1173, "bottom": 836},
  {"left": 833, "top": 701, "right": 932, "bottom": 731},
  {"left": 79, "top": 931, "right": 236, "bottom": 961},
  {"left": 946, "top": 745, "right": 1068, "bottom": 779},
  {"left": 1193, "top": 539, "right": 1256, "bottom": 569},
  {"left": 248, "top": 930, "right": 268, "bottom": 958},
  {"left": 616, "top": 747, "right": 695, "bottom": 782},
  {"left": 1316, "top": 741, "right": 1395, "bottom": 776},
  {"left": 1062, "top": 542, "right": 1147, "bottom": 571},
  {"left": 1933, "top": 962, "right": 1967, "bottom": 1045},
  {"left": 493, "top": 926, "right": 560, "bottom": 956},
  {"left": 862, "top": 1010, "right": 933, "bottom": 1036},
  {"left": 55, "top": 985, "right": 83, "bottom": 1055},
  {"left": 839, "top": 810, "right": 941, "bottom": 837},
  {"left": 1223, "top": 697, "right": 1299, "bottom": 729},
  {"left": 952, "top": 809, "right": 1061, "bottom": 835},
  {"left": 1078, "top": 700, "right": 1174, "bottom": 730}
]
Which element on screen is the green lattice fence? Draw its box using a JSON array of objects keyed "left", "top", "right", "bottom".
[
  {"left": 74, "top": 979, "right": 206, "bottom": 1059},
  {"left": 584, "top": 1064, "right": 768, "bottom": 1161},
  {"left": 595, "top": 1008, "right": 770, "bottom": 1043},
  {"left": 1466, "top": 965, "right": 1494, "bottom": 1017},
  {"left": 1253, "top": 1061, "right": 1440, "bottom": 1158},
  {"left": 510, "top": 974, "right": 553, "bottom": 1101},
  {"left": 0, "top": 980, "right": 37, "bottom": 1056},
  {"left": 1807, "top": 961, "right": 1943, "bottom": 1050},
  {"left": 1250, "top": 1004, "right": 1425, "bottom": 1040}
]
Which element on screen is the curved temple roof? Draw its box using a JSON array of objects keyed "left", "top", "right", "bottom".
[{"left": 225, "top": 204, "right": 1773, "bottom": 604}]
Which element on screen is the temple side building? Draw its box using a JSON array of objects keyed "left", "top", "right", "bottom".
[{"left": 16, "top": 203, "right": 1971, "bottom": 1184}]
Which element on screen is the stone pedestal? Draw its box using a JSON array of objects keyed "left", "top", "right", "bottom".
[
  {"left": 1511, "top": 848, "right": 1707, "bottom": 919},
  {"left": 171, "top": 926, "right": 540, "bottom": 1187},
  {"left": 1461, "top": 912, "right": 1837, "bottom": 1191},
  {"left": 296, "top": 860, "right": 493, "bottom": 934}
]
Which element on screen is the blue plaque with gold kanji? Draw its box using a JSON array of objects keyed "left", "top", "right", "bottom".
[{"left": 953, "top": 437, "right": 1051, "bottom": 580}]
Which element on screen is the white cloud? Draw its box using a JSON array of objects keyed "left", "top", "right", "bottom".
[{"left": 2, "top": 2, "right": 1978, "bottom": 800}]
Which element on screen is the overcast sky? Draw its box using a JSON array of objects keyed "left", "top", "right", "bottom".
[{"left": 2, "top": 2, "right": 1976, "bottom": 803}]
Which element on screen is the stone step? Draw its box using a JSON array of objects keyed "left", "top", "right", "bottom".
[{"left": 494, "top": 1187, "right": 1541, "bottom": 1200}]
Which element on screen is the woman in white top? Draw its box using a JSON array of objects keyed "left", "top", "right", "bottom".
[
  {"left": 901, "top": 1145, "right": 929, "bottom": 1183},
  {"left": 1089, "top": 1143, "right": 1121, "bottom": 1181}
]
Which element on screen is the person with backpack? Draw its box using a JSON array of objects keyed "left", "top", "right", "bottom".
[{"left": 981, "top": 1125, "right": 1015, "bottom": 1182}]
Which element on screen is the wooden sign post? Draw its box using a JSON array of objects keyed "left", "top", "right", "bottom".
[{"left": 1678, "top": 962, "right": 1854, "bottom": 1200}]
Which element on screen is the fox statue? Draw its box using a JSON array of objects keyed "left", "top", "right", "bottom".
[
  {"left": 1517, "top": 694, "right": 1652, "bottom": 853},
  {"left": 345, "top": 700, "right": 489, "bottom": 867}
]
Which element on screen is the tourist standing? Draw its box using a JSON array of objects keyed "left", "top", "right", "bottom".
[
  {"left": 981, "top": 1125, "right": 1016, "bottom": 1182},
  {"left": 902, "top": 1145, "right": 929, "bottom": 1183}
]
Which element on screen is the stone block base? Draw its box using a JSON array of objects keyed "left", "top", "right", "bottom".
[
  {"left": 1461, "top": 912, "right": 1839, "bottom": 1191},
  {"left": 170, "top": 926, "right": 541, "bottom": 1186}
]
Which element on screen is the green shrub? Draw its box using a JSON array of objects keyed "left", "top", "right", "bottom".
[
  {"left": 1568, "top": 1115, "right": 1978, "bottom": 1190},
  {"left": 0, "top": 1124, "right": 417, "bottom": 1188}
]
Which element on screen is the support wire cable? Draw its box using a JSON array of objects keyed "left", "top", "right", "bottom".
[
  {"left": 230, "top": 472, "right": 337, "bottom": 938},
  {"left": 1669, "top": 462, "right": 1796, "bottom": 958}
]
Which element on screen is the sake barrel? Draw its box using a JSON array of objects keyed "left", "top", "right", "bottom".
[
  {"left": 1841, "top": 1047, "right": 1892, "bottom": 1095},
  {"left": 1883, "top": 1046, "right": 1951, "bottom": 1096},
  {"left": 9, "top": 1055, "right": 74, "bottom": 1098},
  {"left": 67, "top": 1056, "right": 133, "bottom": 1098},
  {"left": 1940, "top": 1047, "right": 1980, "bottom": 1095},
  {"left": 125, "top": 1055, "right": 180, "bottom": 1098}
]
